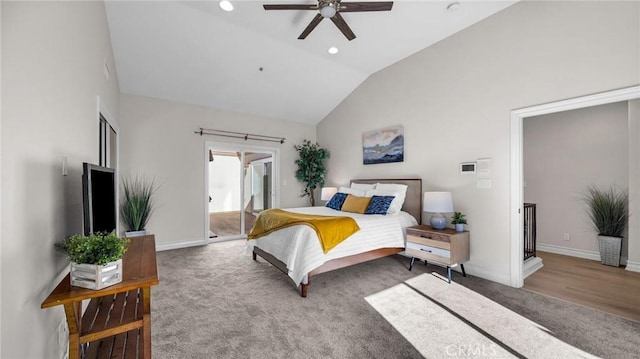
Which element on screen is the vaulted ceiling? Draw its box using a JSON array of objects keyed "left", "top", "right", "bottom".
[{"left": 105, "top": 1, "right": 516, "bottom": 125}]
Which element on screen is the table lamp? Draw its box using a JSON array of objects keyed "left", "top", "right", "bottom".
[{"left": 423, "top": 192, "right": 454, "bottom": 230}]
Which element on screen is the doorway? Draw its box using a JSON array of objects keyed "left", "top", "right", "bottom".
[
  {"left": 205, "top": 141, "right": 279, "bottom": 241},
  {"left": 510, "top": 86, "right": 640, "bottom": 287},
  {"left": 97, "top": 97, "right": 119, "bottom": 233}
]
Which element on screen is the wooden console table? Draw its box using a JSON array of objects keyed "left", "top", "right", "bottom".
[{"left": 42, "top": 235, "right": 159, "bottom": 359}]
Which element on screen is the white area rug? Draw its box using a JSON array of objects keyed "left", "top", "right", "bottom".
[{"left": 365, "top": 273, "right": 598, "bottom": 359}]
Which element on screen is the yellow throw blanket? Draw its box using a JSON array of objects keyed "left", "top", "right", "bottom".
[{"left": 247, "top": 209, "right": 360, "bottom": 253}]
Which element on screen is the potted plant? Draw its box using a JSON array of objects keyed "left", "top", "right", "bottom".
[
  {"left": 451, "top": 212, "right": 467, "bottom": 232},
  {"left": 584, "top": 186, "right": 628, "bottom": 266},
  {"left": 56, "top": 232, "right": 129, "bottom": 290},
  {"left": 294, "top": 139, "right": 330, "bottom": 206},
  {"left": 120, "top": 175, "right": 157, "bottom": 237}
]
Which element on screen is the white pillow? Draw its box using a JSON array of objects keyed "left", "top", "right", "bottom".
[
  {"left": 338, "top": 186, "right": 367, "bottom": 197},
  {"left": 376, "top": 183, "right": 408, "bottom": 196},
  {"left": 351, "top": 182, "right": 376, "bottom": 191},
  {"left": 375, "top": 183, "right": 408, "bottom": 212},
  {"left": 369, "top": 188, "right": 403, "bottom": 214}
]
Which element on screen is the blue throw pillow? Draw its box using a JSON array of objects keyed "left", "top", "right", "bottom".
[
  {"left": 326, "top": 192, "right": 348, "bottom": 210},
  {"left": 365, "top": 195, "right": 395, "bottom": 215}
]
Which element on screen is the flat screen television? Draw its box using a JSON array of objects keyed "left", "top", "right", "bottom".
[{"left": 82, "top": 162, "right": 116, "bottom": 235}]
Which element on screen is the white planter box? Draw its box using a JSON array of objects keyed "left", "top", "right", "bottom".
[{"left": 70, "top": 259, "right": 123, "bottom": 290}]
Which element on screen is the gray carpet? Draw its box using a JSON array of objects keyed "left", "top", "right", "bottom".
[
  {"left": 152, "top": 239, "right": 640, "bottom": 358},
  {"left": 367, "top": 274, "right": 599, "bottom": 358}
]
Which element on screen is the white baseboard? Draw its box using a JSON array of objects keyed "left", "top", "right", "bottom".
[
  {"left": 625, "top": 260, "right": 640, "bottom": 272},
  {"left": 400, "top": 252, "right": 511, "bottom": 286},
  {"left": 156, "top": 238, "right": 208, "bottom": 251},
  {"left": 398, "top": 252, "right": 511, "bottom": 286},
  {"left": 537, "top": 243, "right": 628, "bottom": 265},
  {"left": 461, "top": 263, "right": 511, "bottom": 286},
  {"left": 155, "top": 236, "right": 249, "bottom": 251},
  {"left": 523, "top": 257, "right": 543, "bottom": 278}
]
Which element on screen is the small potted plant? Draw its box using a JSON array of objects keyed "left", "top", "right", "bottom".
[
  {"left": 451, "top": 212, "right": 467, "bottom": 232},
  {"left": 121, "top": 175, "right": 157, "bottom": 237},
  {"left": 56, "top": 232, "right": 129, "bottom": 290},
  {"left": 584, "top": 185, "right": 628, "bottom": 266}
]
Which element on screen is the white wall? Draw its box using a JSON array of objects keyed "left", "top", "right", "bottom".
[
  {"left": 523, "top": 102, "right": 629, "bottom": 256},
  {"left": 1, "top": 1, "right": 120, "bottom": 357},
  {"left": 0, "top": 2, "right": 4, "bottom": 355},
  {"left": 317, "top": 1, "right": 640, "bottom": 284},
  {"left": 118, "top": 94, "right": 316, "bottom": 248},
  {"left": 628, "top": 99, "right": 640, "bottom": 271}
]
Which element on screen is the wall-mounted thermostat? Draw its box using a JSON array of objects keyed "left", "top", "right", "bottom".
[
  {"left": 459, "top": 162, "right": 476, "bottom": 174},
  {"left": 477, "top": 158, "right": 491, "bottom": 177}
]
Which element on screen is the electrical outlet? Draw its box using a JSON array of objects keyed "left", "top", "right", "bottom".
[
  {"left": 58, "top": 320, "right": 69, "bottom": 359},
  {"left": 563, "top": 233, "right": 570, "bottom": 241}
]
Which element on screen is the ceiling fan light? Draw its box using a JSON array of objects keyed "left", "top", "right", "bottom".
[
  {"left": 219, "top": 0, "right": 234, "bottom": 12},
  {"left": 319, "top": 4, "right": 336, "bottom": 18}
]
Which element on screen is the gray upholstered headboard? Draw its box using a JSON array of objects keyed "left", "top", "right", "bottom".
[{"left": 350, "top": 178, "right": 423, "bottom": 224}]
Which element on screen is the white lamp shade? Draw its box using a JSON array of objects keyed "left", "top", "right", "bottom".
[
  {"left": 321, "top": 187, "right": 338, "bottom": 201},
  {"left": 423, "top": 192, "right": 454, "bottom": 213}
]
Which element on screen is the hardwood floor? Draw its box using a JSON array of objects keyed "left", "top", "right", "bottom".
[
  {"left": 209, "top": 211, "right": 256, "bottom": 237},
  {"left": 524, "top": 251, "right": 640, "bottom": 322}
]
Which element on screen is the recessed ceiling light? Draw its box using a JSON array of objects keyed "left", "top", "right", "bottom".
[
  {"left": 328, "top": 46, "right": 339, "bottom": 54},
  {"left": 447, "top": 2, "right": 461, "bottom": 12},
  {"left": 219, "top": 0, "right": 234, "bottom": 12}
]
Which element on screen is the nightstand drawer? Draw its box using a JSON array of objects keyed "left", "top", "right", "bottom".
[
  {"left": 406, "top": 241, "right": 451, "bottom": 262},
  {"left": 406, "top": 234, "right": 450, "bottom": 250},
  {"left": 406, "top": 229, "right": 449, "bottom": 244}
]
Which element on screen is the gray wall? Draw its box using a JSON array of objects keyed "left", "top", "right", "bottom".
[
  {"left": 1, "top": 1, "right": 120, "bottom": 357},
  {"left": 118, "top": 94, "right": 316, "bottom": 248},
  {"left": 524, "top": 102, "right": 629, "bottom": 257},
  {"left": 317, "top": 1, "right": 640, "bottom": 283}
]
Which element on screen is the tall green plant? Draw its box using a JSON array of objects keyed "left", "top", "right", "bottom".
[
  {"left": 294, "top": 139, "right": 330, "bottom": 206},
  {"left": 121, "top": 175, "right": 157, "bottom": 232},
  {"left": 584, "top": 186, "right": 628, "bottom": 237}
]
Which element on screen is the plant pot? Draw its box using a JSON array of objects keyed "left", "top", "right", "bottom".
[
  {"left": 455, "top": 223, "right": 464, "bottom": 232},
  {"left": 70, "top": 259, "right": 123, "bottom": 290},
  {"left": 598, "top": 235, "right": 622, "bottom": 267},
  {"left": 125, "top": 229, "right": 150, "bottom": 238}
]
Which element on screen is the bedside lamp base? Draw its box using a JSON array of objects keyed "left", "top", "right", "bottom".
[{"left": 430, "top": 213, "right": 447, "bottom": 230}]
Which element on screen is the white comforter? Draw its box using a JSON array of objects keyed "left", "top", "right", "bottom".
[{"left": 247, "top": 207, "right": 418, "bottom": 286}]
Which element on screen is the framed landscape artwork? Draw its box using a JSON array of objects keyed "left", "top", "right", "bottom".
[{"left": 362, "top": 125, "right": 404, "bottom": 165}]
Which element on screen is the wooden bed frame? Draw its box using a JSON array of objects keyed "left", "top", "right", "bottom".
[{"left": 252, "top": 178, "right": 423, "bottom": 297}]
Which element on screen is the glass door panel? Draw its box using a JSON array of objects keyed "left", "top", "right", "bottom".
[
  {"left": 206, "top": 143, "right": 277, "bottom": 241},
  {"left": 208, "top": 150, "right": 242, "bottom": 238}
]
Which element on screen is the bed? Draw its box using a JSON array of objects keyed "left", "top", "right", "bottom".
[{"left": 249, "top": 178, "right": 422, "bottom": 297}]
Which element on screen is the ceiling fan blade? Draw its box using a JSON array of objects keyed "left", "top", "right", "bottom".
[
  {"left": 339, "top": 1, "right": 393, "bottom": 12},
  {"left": 330, "top": 13, "right": 356, "bottom": 41},
  {"left": 263, "top": 4, "right": 318, "bottom": 11},
  {"left": 298, "top": 13, "right": 324, "bottom": 39}
]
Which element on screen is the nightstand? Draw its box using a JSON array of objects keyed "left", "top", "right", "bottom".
[{"left": 405, "top": 225, "right": 470, "bottom": 283}]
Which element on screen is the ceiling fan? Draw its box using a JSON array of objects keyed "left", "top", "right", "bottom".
[{"left": 263, "top": 0, "right": 393, "bottom": 41}]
